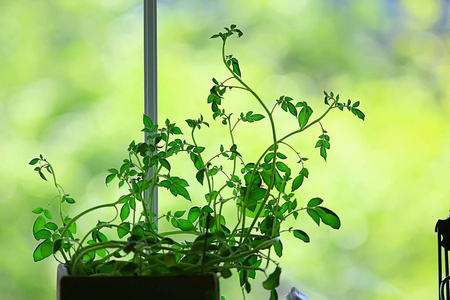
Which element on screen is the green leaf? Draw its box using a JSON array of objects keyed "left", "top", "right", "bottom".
[
  {"left": 174, "top": 210, "right": 186, "bottom": 218},
  {"left": 307, "top": 197, "right": 323, "bottom": 207},
  {"left": 300, "top": 167, "right": 309, "bottom": 177},
  {"left": 264, "top": 153, "right": 274, "bottom": 163},
  {"left": 33, "top": 216, "right": 46, "bottom": 240},
  {"left": 38, "top": 170, "right": 47, "bottom": 181},
  {"left": 64, "top": 217, "right": 77, "bottom": 235},
  {"left": 120, "top": 203, "right": 130, "bottom": 221},
  {"left": 293, "top": 229, "right": 310, "bottom": 243},
  {"left": 307, "top": 209, "right": 320, "bottom": 226},
  {"left": 188, "top": 207, "right": 200, "bottom": 223},
  {"left": 315, "top": 140, "right": 323, "bottom": 148},
  {"left": 298, "top": 106, "right": 313, "bottom": 128},
  {"left": 105, "top": 173, "right": 115, "bottom": 185},
  {"left": 175, "top": 185, "right": 191, "bottom": 201},
  {"left": 276, "top": 152, "right": 287, "bottom": 159},
  {"left": 316, "top": 207, "right": 341, "bottom": 229},
  {"left": 291, "top": 175, "right": 304, "bottom": 192},
  {"left": 263, "top": 267, "right": 281, "bottom": 290},
  {"left": 29, "top": 158, "right": 40, "bottom": 165},
  {"left": 143, "top": 114, "right": 153, "bottom": 128},
  {"left": 44, "top": 222, "right": 58, "bottom": 231},
  {"left": 33, "top": 239, "right": 53, "bottom": 262},
  {"left": 251, "top": 114, "right": 265, "bottom": 121},
  {"left": 93, "top": 231, "right": 108, "bottom": 243},
  {"left": 273, "top": 240, "right": 283, "bottom": 258},
  {"left": 275, "top": 161, "right": 290, "bottom": 173},
  {"left": 159, "top": 158, "right": 171, "bottom": 171},
  {"left": 190, "top": 153, "right": 204, "bottom": 170},
  {"left": 118, "top": 222, "right": 130, "bottom": 239},
  {"left": 177, "top": 219, "right": 195, "bottom": 231},
  {"left": 248, "top": 188, "right": 266, "bottom": 200},
  {"left": 65, "top": 197, "right": 75, "bottom": 204},
  {"left": 287, "top": 102, "right": 297, "bottom": 116},
  {"left": 35, "top": 229, "right": 52, "bottom": 240},
  {"left": 32, "top": 207, "right": 44, "bottom": 214},
  {"left": 352, "top": 108, "right": 365, "bottom": 120},
  {"left": 196, "top": 169, "right": 205, "bottom": 185},
  {"left": 320, "top": 145, "right": 327, "bottom": 161},
  {"left": 231, "top": 58, "right": 241, "bottom": 77},
  {"left": 53, "top": 239, "right": 62, "bottom": 253}
]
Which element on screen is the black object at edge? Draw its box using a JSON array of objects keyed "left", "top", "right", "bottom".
[{"left": 436, "top": 216, "right": 450, "bottom": 299}]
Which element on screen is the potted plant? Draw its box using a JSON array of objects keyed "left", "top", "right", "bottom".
[{"left": 30, "top": 25, "right": 365, "bottom": 300}]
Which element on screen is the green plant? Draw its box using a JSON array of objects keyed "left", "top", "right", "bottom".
[{"left": 30, "top": 25, "right": 364, "bottom": 300}]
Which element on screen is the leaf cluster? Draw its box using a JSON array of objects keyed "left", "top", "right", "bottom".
[{"left": 30, "top": 25, "right": 364, "bottom": 300}]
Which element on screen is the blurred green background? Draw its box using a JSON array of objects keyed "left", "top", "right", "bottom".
[{"left": 1, "top": 0, "right": 449, "bottom": 299}]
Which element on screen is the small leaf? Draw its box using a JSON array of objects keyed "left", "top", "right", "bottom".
[
  {"left": 276, "top": 152, "right": 287, "bottom": 159},
  {"left": 143, "top": 114, "right": 153, "bottom": 128},
  {"left": 35, "top": 229, "right": 52, "bottom": 240},
  {"left": 307, "top": 197, "right": 323, "bottom": 207},
  {"left": 29, "top": 158, "right": 40, "bottom": 165},
  {"left": 307, "top": 209, "right": 320, "bottom": 226},
  {"left": 248, "top": 188, "right": 266, "bottom": 201},
  {"left": 175, "top": 185, "right": 191, "bottom": 201},
  {"left": 231, "top": 58, "right": 241, "bottom": 77},
  {"left": 275, "top": 161, "right": 290, "bottom": 173},
  {"left": 174, "top": 210, "right": 185, "bottom": 218},
  {"left": 316, "top": 207, "right": 341, "bottom": 229},
  {"left": 118, "top": 222, "right": 130, "bottom": 239},
  {"left": 196, "top": 169, "right": 205, "bottom": 185},
  {"left": 105, "top": 174, "right": 115, "bottom": 185},
  {"left": 38, "top": 171, "right": 47, "bottom": 181},
  {"left": 300, "top": 167, "right": 309, "bottom": 178},
  {"left": 291, "top": 175, "right": 304, "bottom": 192},
  {"left": 298, "top": 106, "right": 313, "bottom": 128},
  {"left": 120, "top": 203, "right": 130, "bottom": 221},
  {"left": 287, "top": 102, "right": 297, "bottom": 116},
  {"left": 177, "top": 219, "right": 195, "bottom": 231},
  {"left": 263, "top": 267, "right": 281, "bottom": 290},
  {"left": 188, "top": 207, "right": 200, "bottom": 223},
  {"left": 353, "top": 108, "right": 365, "bottom": 120},
  {"left": 33, "top": 216, "right": 46, "bottom": 240},
  {"left": 251, "top": 114, "right": 265, "bottom": 121},
  {"left": 32, "top": 207, "right": 44, "bottom": 214},
  {"left": 33, "top": 240, "right": 53, "bottom": 262},
  {"left": 273, "top": 240, "right": 283, "bottom": 258},
  {"left": 53, "top": 239, "right": 62, "bottom": 253},
  {"left": 159, "top": 158, "right": 171, "bottom": 171},
  {"left": 45, "top": 222, "right": 58, "bottom": 231},
  {"left": 264, "top": 153, "right": 274, "bottom": 163},
  {"left": 320, "top": 146, "right": 327, "bottom": 161},
  {"left": 293, "top": 229, "right": 310, "bottom": 243}
]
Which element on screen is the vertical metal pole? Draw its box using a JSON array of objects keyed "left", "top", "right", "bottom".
[
  {"left": 439, "top": 228, "right": 443, "bottom": 298},
  {"left": 144, "top": 0, "right": 158, "bottom": 224}
]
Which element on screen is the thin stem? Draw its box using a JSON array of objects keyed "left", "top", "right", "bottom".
[{"left": 221, "top": 37, "right": 279, "bottom": 243}]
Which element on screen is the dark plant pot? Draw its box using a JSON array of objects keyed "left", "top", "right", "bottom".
[{"left": 57, "top": 264, "right": 220, "bottom": 300}]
